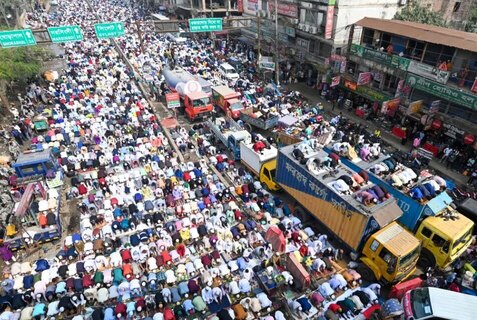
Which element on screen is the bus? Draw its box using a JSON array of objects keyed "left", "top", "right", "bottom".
[
  {"left": 151, "top": 13, "right": 187, "bottom": 43},
  {"left": 402, "top": 287, "right": 477, "bottom": 320}
]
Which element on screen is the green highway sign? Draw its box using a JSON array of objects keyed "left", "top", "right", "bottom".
[
  {"left": 0, "top": 29, "right": 36, "bottom": 48},
  {"left": 189, "top": 18, "right": 223, "bottom": 32},
  {"left": 94, "top": 22, "right": 125, "bottom": 39},
  {"left": 48, "top": 26, "right": 83, "bottom": 43}
]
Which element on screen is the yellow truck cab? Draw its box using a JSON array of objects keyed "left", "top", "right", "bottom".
[
  {"left": 360, "top": 222, "right": 421, "bottom": 283},
  {"left": 415, "top": 209, "right": 474, "bottom": 269},
  {"left": 240, "top": 142, "right": 281, "bottom": 191}
]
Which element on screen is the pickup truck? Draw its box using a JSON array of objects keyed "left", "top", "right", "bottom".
[
  {"left": 207, "top": 117, "right": 252, "bottom": 160},
  {"left": 240, "top": 108, "right": 280, "bottom": 131}
]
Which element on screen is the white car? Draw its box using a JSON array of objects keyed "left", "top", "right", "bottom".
[
  {"left": 219, "top": 63, "right": 240, "bottom": 81},
  {"left": 167, "top": 28, "right": 187, "bottom": 43}
]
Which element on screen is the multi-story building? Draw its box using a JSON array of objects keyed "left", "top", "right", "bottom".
[
  {"left": 341, "top": 17, "right": 477, "bottom": 151},
  {"left": 419, "top": 0, "right": 476, "bottom": 30},
  {"left": 239, "top": 0, "right": 408, "bottom": 65}
]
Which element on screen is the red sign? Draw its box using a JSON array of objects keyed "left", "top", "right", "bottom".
[
  {"left": 472, "top": 77, "right": 477, "bottom": 93},
  {"left": 237, "top": 0, "right": 243, "bottom": 12},
  {"left": 331, "top": 76, "right": 341, "bottom": 87},
  {"left": 268, "top": 1, "right": 298, "bottom": 18},
  {"left": 325, "top": 5, "right": 335, "bottom": 39},
  {"left": 357, "top": 72, "right": 372, "bottom": 86},
  {"left": 330, "top": 54, "right": 346, "bottom": 62},
  {"left": 166, "top": 93, "right": 180, "bottom": 109},
  {"left": 344, "top": 80, "right": 357, "bottom": 91}
]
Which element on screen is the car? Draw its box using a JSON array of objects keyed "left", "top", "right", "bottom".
[
  {"left": 167, "top": 28, "right": 187, "bottom": 43},
  {"left": 219, "top": 63, "right": 240, "bottom": 81}
]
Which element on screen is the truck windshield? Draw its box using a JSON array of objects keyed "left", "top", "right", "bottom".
[
  {"left": 399, "top": 245, "right": 420, "bottom": 269},
  {"left": 270, "top": 169, "right": 276, "bottom": 179},
  {"left": 231, "top": 102, "right": 243, "bottom": 110},
  {"left": 452, "top": 228, "right": 472, "bottom": 254},
  {"left": 193, "top": 97, "right": 210, "bottom": 107},
  {"left": 411, "top": 288, "right": 433, "bottom": 319}
]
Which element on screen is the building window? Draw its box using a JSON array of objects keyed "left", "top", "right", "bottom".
[
  {"left": 453, "top": 0, "right": 461, "bottom": 12},
  {"left": 362, "top": 28, "right": 375, "bottom": 47},
  {"left": 319, "top": 43, "right": 332, "bottom": 58},
  {"left": 335, "top": 47, "right": 342, "bottom": 55}
]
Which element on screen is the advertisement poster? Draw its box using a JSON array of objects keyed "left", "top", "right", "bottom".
[
  {"left": 324, "top": 0, "right": 336, "bottom": 39},
  {"left": 340, "top": 60, "right": 347, "bottom": 74},
  {"left": 406, "top": 100, "right": 423, "bottom": 115},
  {"left": 357, "top": 72, "right": 372, "bottom": 86},
  {"left": 247, "top": 0, "right": 258, "bottom": 12},
  {"left": 237, "top": 0, "right": 243, "bottom": 12},
  {"left": 166, "top": 93, "right": 180, "bottom": 109},
  {"left": 382, "top": 98, "right": 401, "bottom": 117},
  {"left": 268, "top": 1, "right": 298, "bottom": 18},
  {"left": 331, "top": 76, "right": 341, "bottom": 87}
]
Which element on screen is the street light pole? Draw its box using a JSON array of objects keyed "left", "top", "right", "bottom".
[{"left": 274, "top": 0, "right": 280, "bottom": 87}]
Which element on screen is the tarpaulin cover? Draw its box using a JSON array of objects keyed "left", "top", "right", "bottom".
[
  {"left": 278, "top": 115, "right": 298, "bottom": 127},
  {"left": 265, "top": 225, "right": 286, "bottom": 253}
]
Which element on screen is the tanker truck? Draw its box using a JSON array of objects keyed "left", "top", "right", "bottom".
[{"left": 162, "top": 67, "right": 213, "bottom": 121}]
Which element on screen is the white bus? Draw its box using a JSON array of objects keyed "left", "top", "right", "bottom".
[
  {"left": 151, "top": 13, "right": 187, "bottom": 43},
  {"left": 402, "top": 287, "right": 477, "bottom": 320}
]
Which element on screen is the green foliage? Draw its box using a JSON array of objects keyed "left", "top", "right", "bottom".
[
  {"left": 0, "top": 46, "right": 46, "bottom": 82},
  {"left": 464, "top": 6, "right": 477, "bottom": 32},
  {"left": 394, "top": 3, "right": 447, "bottom": 27}
]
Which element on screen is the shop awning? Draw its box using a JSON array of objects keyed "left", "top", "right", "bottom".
[
  {"left": 15, "top": 183, "right": 35, "bottom": 217},
  {"left": 372, "top": 201, "right": 402, "bottom": 228},
  {"left": 237, "top": 36, "right": 256, "bottom": 47}
]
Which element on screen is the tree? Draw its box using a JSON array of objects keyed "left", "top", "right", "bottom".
[
  {"left": 0, "top": 46, "right": 48, "bottom": 110},
  {"left": 463, "top": 5, "right": 477, "bottom": 33},
  {"left": 394, "top": 3, "right": 447, "bottom": 28}
]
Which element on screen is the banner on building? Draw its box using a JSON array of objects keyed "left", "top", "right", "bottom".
[
  {"left": 406, "top": 100, "right": 423, "bottom": 115},
  {"left": 344, "top": 79, "right": 357, "bottom": 91},
  {"left": 472, "top": 78, "right": 477, "bottom": 93},
  {"left": 406, "top": 74, "right": 477, "bottom": 110},
  {"left": 268, "top": 1, "right": 298, "bottom": 18},
  {"left": 395, "top": 79, "right": 404, "bottom": 97},
  {"left": 357, "top": 72, "right": 372, "bottom": 86},
  {"left": 237, "top": 0, "right": 244, "bottom": 12},
  {"left": 247, "top": 0, "right": 258, "bottom": 12},
  {"left": 340, "top": 60, "right": 347, "bottom": 74},
  {"left": 331, "top": 76, "right": 341, "bottom": 87},
  {"left": 324, "top": 0, "right": 336, "bottom": 39},
  {"left": 408, "top": 60, "right": 450, "bottom": 84}
]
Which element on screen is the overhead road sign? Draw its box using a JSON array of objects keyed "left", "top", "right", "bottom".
[
  {"left": 189, "top": 18, "right": 223, "bottom": 32},
  {"left": 0, "top": 29, "right": 36, "bottom": 48},
  {"left": 94, "top": 22, "right": 125, "bottom": 39},
  {"left": 47, "top": 26, "right": 83, "bottom": 43}
]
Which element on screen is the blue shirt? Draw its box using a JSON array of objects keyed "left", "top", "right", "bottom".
[
  {"left": 104, "top": 308, "right": 115, "bottom": 320},
  {"left": 183, "top": 299, "right": 194, "bottom": 312},
  {"left": 32, "top": 303, "right": 46, "bottom": 317}
]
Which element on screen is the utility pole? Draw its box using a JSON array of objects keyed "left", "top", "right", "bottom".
[
  {"left": 257, "top": 15, "right": 261, "bottom": 58},
  {"left": 135, "top": 20, "right": 145, "bottom": 53},
  {"left": 274, "top": 0, "right": 280, "bottom": 87},
  {"left": 226, "top": 0, "right": 230, "bottom": 45}
]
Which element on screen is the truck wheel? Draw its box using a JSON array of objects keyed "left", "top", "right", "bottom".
[
  {"left": 245, "top": 123, "right": 253, "bottom": 132},
  {"left": 357, "top": 264, "right": 377, "bottom": 282},
  {"left": 418, "top": 249, "right": 436, "bottom": 269},
  {"left": 294, "top": 206, "right": 311, "bottom": 224}
]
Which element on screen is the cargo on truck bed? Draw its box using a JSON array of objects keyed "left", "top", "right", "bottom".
[{"left": 277, "top": 144, "right": 403, "bottom": 251}]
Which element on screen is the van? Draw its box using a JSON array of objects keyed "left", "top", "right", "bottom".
[
  {"left": 219, "top": 63, "right": 240, "bottom": 81},
  {"left": 402, "top": 287, "right": 477, "bottom": 320}
]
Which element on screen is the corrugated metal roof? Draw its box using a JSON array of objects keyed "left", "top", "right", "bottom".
[{"left": 355, "top": 17, "right": 477, "bottom": 52}]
